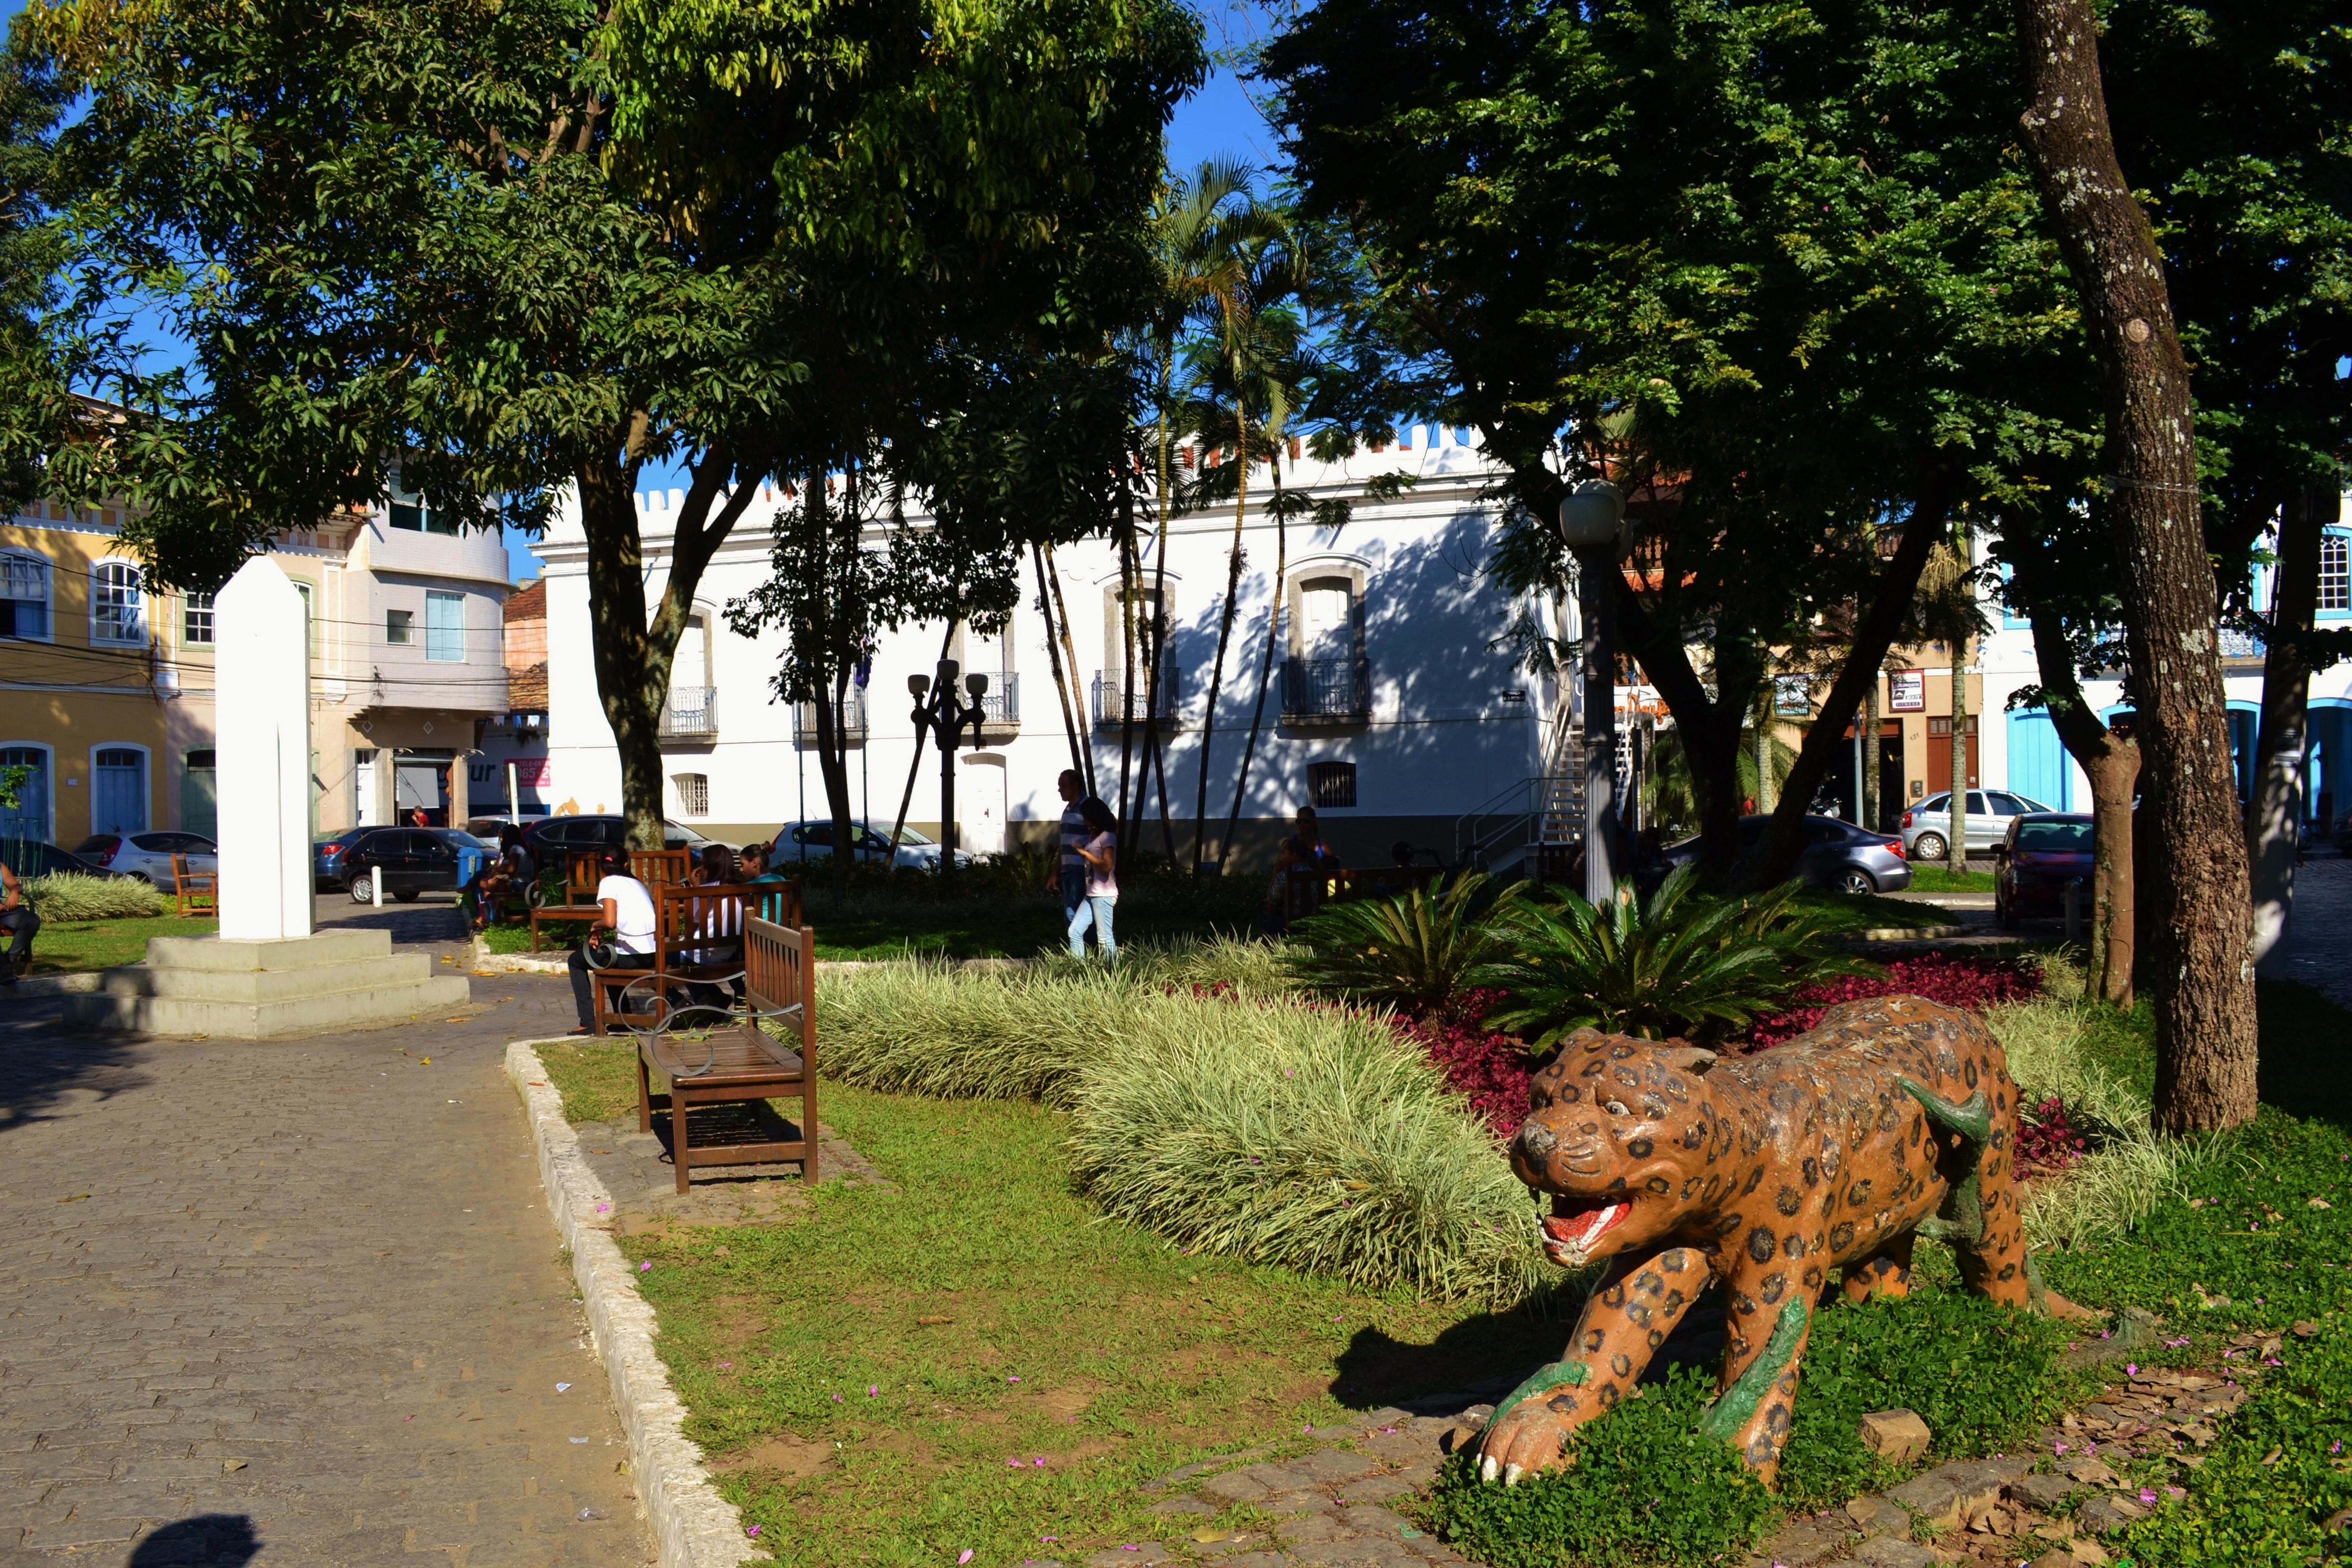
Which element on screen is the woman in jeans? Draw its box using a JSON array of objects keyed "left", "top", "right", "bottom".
[{"left": 1067, "top": 797, "right": 1119, "bottom": 961}]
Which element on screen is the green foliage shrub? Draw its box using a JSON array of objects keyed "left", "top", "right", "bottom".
[
  {"left": 1287, "top": 872, "right": 1515, "bottom": 1013},
  {"left": 1774, "top": 1291, "right": 2073, "bottom": 1509},
  {"left": 817, "top": 958, "right": 1549, "bottom": 1304},
  {"left": 1473, "top": 867, "right": 1868, "bottom": 1047},
  {"left": 1423, "top": 1364, "right": 1779, "bottom": 1567},
  {"left": 27, "top": 872, "right": 167, "bottom": 922},
  {"left": 2114, "top": 1317, "right": 2352, "bottom": 1567}
]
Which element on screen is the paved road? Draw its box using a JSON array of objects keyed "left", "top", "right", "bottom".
[
  {"left": 2266, "top": 853, "right": 2352, "bottom": 1012},
  {"left": 0, "top": 967, "right": 651, "bottom": 1568}
]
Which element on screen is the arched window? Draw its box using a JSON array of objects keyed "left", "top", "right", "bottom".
[
  {"left": 92, "top": 560, "right": 146, "bottom": 644},
  {"left": 2322, "top": 531, "right": 2349, "bottom": 615},
  {"left": 0, "top": 550, "right": 50, "bottom": 640}
]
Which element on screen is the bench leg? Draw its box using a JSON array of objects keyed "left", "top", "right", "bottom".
[
  {"left": 802, "top": 1078, "right": 818, "bottom": 1186},
  {"left": 670, "top": 1088, "right": 691, "bottom": 1195},
  {"left": 636, "top": 1053, "right": 653, "bottom": 1134}
]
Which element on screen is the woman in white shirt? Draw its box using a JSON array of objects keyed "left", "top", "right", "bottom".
[
  {"left": 567, "top": 851, "right": 658, "bottom": 1034},
  {"left": 1067, "top": 798, "right": 1119, "bottom": 961}
]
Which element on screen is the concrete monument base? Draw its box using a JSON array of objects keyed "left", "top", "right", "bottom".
[{"left": 62, "top": 930, "right": 471, "bottom": 1039}]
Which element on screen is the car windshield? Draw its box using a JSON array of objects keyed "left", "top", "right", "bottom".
[
  {"left": 437, "top": 830, "right": 494, "bottom": 850},
  {"left": 77, "top": 835, "right": 120, "bottom": 854},
  {"left": 885, "top": 825, "right": 936, "bottom": 847},
  {"left": 2017, "top": 821, "right": 2092, "bottom": 851}
]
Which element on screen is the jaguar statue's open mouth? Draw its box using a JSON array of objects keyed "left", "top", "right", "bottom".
[{"left": 1539, "top": 1196, "right": 1632, "bottom": 1265}]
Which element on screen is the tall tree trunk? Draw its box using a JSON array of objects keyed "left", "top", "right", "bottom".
[
  {"left": 1192, "top": 434, "right": 1251, "bottom": 873},
  {"left": 574, "top": 432, "right": 757, "bottom": 850},
  {"left": 1044, "top": 544, "right": 1093, "bottom": 798},
  {"left": 1862, "top": 674, "right": 1882, "bottom": 830},
  {"left": 2249, "top": 486, "right": 2329, "bottom": 969},
  {"left": 1753, "top": 687, "right": 1777, "bottom": 814},
  {"left": 1948, "top": 629, "right": 1970, "bottom": 876},
  {"left": 1115, "top": 500, "right": 1140, "bottom": 879},
  {"left": 1138, "top": 351, "right": 1177, "bottom": 863},
  {"left": 1222, "top": 465, "right": 1289, "bottom": 866},
  {"left": 2024, "top": 602, "right": 2141, "bottom": 1005},
  {"left": 1034, "top": 543, "right": 1085, "bottom": 782},
  {"left": 1746, "top": 478, "right": 1954, "bottom": 889},
  {"left": 1613, "top": 591, "right": 1761, "bottom": 884},
  {"left": 2016, "top": 0, "right": 2259, "bottom": 1133},
  {"left": 815, "top": 468, "right": 857, "bottom": 910}
]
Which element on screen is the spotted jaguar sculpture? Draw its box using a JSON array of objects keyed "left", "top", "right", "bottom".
[{"left": 1478, "top": 995, "right": 2074, "bottom": 1488}]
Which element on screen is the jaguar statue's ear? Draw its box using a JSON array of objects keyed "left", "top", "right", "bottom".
[{"left": 1654, "top": 1044, "right": 1720, "bottom": 1075}]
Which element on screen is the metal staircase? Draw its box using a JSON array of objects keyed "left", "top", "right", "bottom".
[{"left": 1454, "top": 714, "right": 1590, "bottom": 876}]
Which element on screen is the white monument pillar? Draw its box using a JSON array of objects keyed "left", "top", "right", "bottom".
[{"left": 215, "top": 557, "right": 315, "bottom": 941}]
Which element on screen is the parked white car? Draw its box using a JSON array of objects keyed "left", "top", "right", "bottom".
[
  {"left": 75, "top": 830, "right": 218, "bottom": 890},
  {"left": 771, "top": 819, "right": 974, "bottom": 871},
  {"left": 1898, "top": 791, "right": 2053, "bottom": 861}
]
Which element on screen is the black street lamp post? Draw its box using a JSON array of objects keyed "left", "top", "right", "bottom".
[
  {"left": 908, "top": 659, "right": 989, "bottom": 878},
  {"left": 1558, "top": 480, "right": 1627, "bottom": 904}
]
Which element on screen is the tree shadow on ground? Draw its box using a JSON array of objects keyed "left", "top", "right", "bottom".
[
  {"left": 2256, "top": 979, "right": 2352, "bottom": 1130},
  {"left": 0, "top": 1010, "right": 148, "bottom": 1141},
  {"left": 128, "top": 1513, "right": 260, "bottom": 1566}
]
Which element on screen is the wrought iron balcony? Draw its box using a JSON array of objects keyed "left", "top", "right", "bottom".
[
  {"left": 792, "top": 690, "right": 868, "bottom": 748},
  {"left": 965, "top": 672, "right": 1020, "bottom": 730},
  {"left": 1282, "top": 656, "right": 1370, "bottom": 723},
  {"left": 657, "top": 685, "right": 717, "bottom": 742},
  {"left": 1091, "top": 665, "right": 1182, "bottom": 728}
]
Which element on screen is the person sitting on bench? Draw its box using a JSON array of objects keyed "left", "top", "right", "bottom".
[
  {"left": 0, "top": 855, "right": 35, "bottom": 989},
  {"left": 567, "top": 850, "right": 656, "bottom": 1035}
]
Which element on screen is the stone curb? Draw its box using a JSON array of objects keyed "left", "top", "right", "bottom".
[
  {"left": 1845, "top": 925, "right": 1973, "bottom": 942},
  {"left": 0, "top": 970, "right": 103, "bottom": 998},
  {"left": 473, "top": 938, "right": 569, "bottom": 974},
  {"left": 471, "top": 936, "right": 1036, "bottom": 977},
  {"left": 504, "top": 1038, "right": 761, "bottom": 1568}
]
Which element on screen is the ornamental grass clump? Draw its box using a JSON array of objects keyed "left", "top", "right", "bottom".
[
  {"left": 817, "top": 958, "right": 1549, "bottom": 1305},
  {"left": 1473, "top": 866, "right": 1869, "bottom": 1048},
  {"left": 1064, "top": 987, "right": 1549, "bottom": 1306},
  {"left": 26, "top": 871, "right": 166, "bottom": 922}
]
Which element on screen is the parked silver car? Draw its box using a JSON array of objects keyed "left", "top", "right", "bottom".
[
  {"left": 1660, "top": 814, "right": 1913, "bottom": 895},
  {"left": 75, "top": 830, "right": 219, "bottom": 890},
  {"left": 1898, "top": 790, "right": 2053, "bottom": 862},
  {"left": 772, "top": 819, "right": 974, "bottom": 871}
]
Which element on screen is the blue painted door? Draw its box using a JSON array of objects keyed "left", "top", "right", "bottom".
[
  {"left": 2005, "top": 710, "right": 2072, "bottom": 811},
  {"left": 0, "top": 746, "right": 47, "bottom": 848},
  {"left": 91, "top": 748, "right": 148, "bottom": 836}
]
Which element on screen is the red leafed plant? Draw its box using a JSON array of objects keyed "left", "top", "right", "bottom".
[
  {"left": 1744, "top": 953, "right": 2038, "bottom": 1050},
  {"left": 1393, "top": 989, "right": 1537, "bottom": 1136},
  {"left": 2013, "top": 1097, "right": 2091, "bottom": 1178}
]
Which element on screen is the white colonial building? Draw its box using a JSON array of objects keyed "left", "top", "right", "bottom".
[{"left": 531, "top": 428, "right": 1589, "bottom": 869}]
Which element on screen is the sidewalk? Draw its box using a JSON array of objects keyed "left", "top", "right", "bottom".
[{"left": 0, "top": 972, "right": 653, "bottom": 1566}]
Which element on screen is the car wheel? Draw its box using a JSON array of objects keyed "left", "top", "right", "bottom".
[
  {"left": 1838, "top": 867, "right": 1877, "bottom": 896},
  {"left": 1996, "top": 894, "right": 2019, "bottom": 931},
  {"left": 393, "top": 889, "right": 421, "bottom": 903},
  {"left": 1913, "top": 831, "right": 1948, "bottom": 863},
  {"left": 347, "top": 873, "right": 374, "bottom": 903}
]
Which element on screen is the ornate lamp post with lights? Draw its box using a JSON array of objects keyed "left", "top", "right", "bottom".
[
  {"left": 1558, "top": 480, "right": 1626, "bottom": 904},
  {"left": 907, "top": 660, "right": 990, "bottom": 881}
]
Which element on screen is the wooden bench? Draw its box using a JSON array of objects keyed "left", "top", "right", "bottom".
[
  {"left": 529, "top": 848, "right": 695, "bottom": 950},
  {"left": 589, "top": 878, "right": 803, "bottom": 1037},
  {"left": 631, "top": 915, "right": 817, "bottom": 1193},
  {"left": 171, "top": 853, "right": 218, "bottom": 918}
]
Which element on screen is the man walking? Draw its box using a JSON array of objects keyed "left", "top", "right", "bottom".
[{"left": 0, "top": 854, "right": 35, "bottom": 989}]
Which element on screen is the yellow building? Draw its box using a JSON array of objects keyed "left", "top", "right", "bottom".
[{"left": 3, "top": 485, "right": 513, "bottom": 855}]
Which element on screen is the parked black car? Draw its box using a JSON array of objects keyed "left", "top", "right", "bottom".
[
  {"left": 1659, "top": 814, "right": 1914, "bottom": 894},
  {"left": 312, "top": 826, "right": 485, "bottom": 900},
  {"left": 1994, "top": 813, "right": 2096, "bottom": 929},
  {"left": 519, "top": 815, "right": 716, "bottom": 864}
]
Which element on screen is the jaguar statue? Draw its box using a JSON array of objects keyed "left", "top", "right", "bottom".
[{"left": 1477, "top": 994, "right": 2079, "bottom": 1488}]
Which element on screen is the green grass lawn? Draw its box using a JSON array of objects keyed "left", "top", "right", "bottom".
[
  {"left": 1901, "top": 863, "right": 1996, "bottom": 895},
  {"left": 1791, "top": 889, "right": 1965, "bottom": 932},
  {"left": 484, "top": 876, "right": 1267, "bottom": 962},
  {"left": 538, "top": 1039, "right": 1559, "bottom": 1566},
  {"left": 23, "top": 914, "right": 217, "bottom": 973}
]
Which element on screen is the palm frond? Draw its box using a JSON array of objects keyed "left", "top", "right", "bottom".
[{"left": 1286, "top": 871, "right": 1518, "bottom": 1014}]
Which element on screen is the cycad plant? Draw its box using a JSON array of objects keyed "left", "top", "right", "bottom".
[
  {"left": 1474, "top": 866, "right": 1869, "bottom": 1047},
  {"left": 1288, "top": 872, "right": 1516, "bottom": 1015}
]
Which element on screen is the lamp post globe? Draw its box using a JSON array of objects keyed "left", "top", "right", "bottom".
[{"left": 1557, "top": 479, "right": 1625, "bottom": 548}]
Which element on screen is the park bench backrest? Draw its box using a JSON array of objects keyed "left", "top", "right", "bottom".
[
  {"left": 745, "top": 916, "right": 816, "bottom": 1060},
  {"left": 630, "top": 848, "right": 692, "bottom": 887}
]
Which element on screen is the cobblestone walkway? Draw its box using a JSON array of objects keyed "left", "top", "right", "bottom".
[{"left": 0, "top": 970, "right": 651, "bottom": 1567}]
